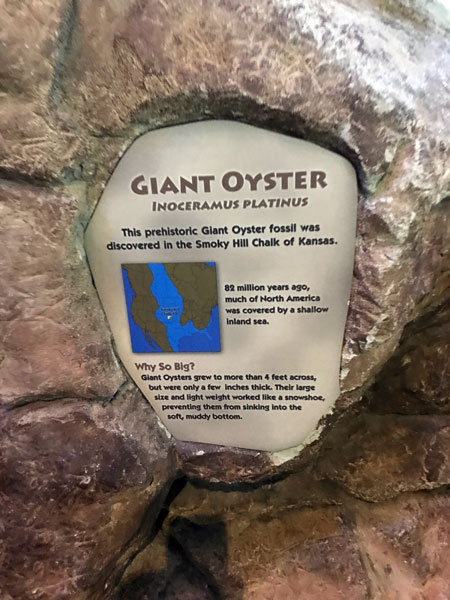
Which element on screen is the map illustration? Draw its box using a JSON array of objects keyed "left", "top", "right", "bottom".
[{"left": 122, "top": 262, "right": 221, "bottom": 353}]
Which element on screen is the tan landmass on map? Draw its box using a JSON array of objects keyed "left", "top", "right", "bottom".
[
  {"left": 165, "top": 263, "right": 217, "bottom": 330},
  {"left": 123, "top": 264, "right": 172, "bottom": 352}
]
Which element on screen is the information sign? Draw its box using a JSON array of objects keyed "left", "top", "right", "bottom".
[{"left": 85, "top": 121, "right": 357, "bottom": 451}]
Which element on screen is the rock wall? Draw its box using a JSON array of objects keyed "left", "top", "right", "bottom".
[{"left": 0, "top": 1, "right": 449, "bottom": 599}]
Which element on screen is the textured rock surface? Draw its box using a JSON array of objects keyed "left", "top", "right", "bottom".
[
  {"left": 318, "top": 413, "right": 450, "bottom": 501},
  {"left": 50, "top": 0, "right": 450, "bottom": 478},
  {"left": 1, "top": 0, "right": 448, "bottom": 424},
  {"left": 367, "top": 293, "right": 450, "bottom": 415},
  {"left": 0, "top": 0, "right": 86, "bottom": 180},
  {"left": 119, "top": 484, "right": 450, "bottom": 600},
  {"left": 0, "top": 179, "right": 125, "bottom": 407},
  {"left": 0, "top": 0, "right": 449, "bottom": 598},
  {"left": 0, "top": 386, "right": 178, "bottom": 600},
  {"left": 175, "top": 440, "right": 277, "bottom": 484}
]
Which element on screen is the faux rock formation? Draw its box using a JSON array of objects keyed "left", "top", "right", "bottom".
[
  {"left": 0, "top": 180, "right": 124, "bottom": 407},
  {"left": 0, "top": 387, "right": 178, "bottom": 600},
  {"left": 118, "top": 486, "right": 450, "bottom": 600},
  {"left": 0, "top": 0, "right": 449, "bottom": 598}
]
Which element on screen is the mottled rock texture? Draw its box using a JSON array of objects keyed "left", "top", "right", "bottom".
[
  {"left": 119, "top": 484, "right": 450, "bottom": 600},
  {"left": 0, "top": 387, "right": 178, "bottom": 600},
  {"left": 0, "top": 0, "right": 449, "bottom": 598},
  {"left": 0, "top": 179, "right": 125, "bottom": 407}
]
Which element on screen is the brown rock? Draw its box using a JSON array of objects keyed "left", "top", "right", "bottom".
[
  {"left": 168, "top": 511, "right": 368, "bottom": 598},
  {"left": 118, "top": 488, "right": 450, "bottom": 600},
  {"left": 0, "top": 179, "right": 124, "bottom": 407},
  {"left": 232, "top": 509, "right": 368, "bottom": 600},
  {"left": 1, "top": 0, "right": 448, "bottom": 434},
  {"left": 166, "top": 475, "right": 339, "bottom": 526},
  {"left": 0, "top": 386, "right": 178, "bottom": 600},
  {"left": 55, "top": 0, "right": 450, "bottom": 476},
  {"left": 116, "top": 543, "right": 216, "bottom": 600},
  {"left": 130, "top": 503, "right": 370, "bottom": 600},
  {"left": 0, "top": 0, "right": 64, "bottom": 100},
  {"left": 1, "top": 6, "right": 450, "bottom": 599},
  {"left": 355, "top": 491, "right": 450, "bottom": 600},
  {"left": 318, "top": 413, "right": 450, "bottom": 501},
  {"left": 0, "top": 1, "right": 89, "bottom": 181},
  {"left": 61, "top": 0, "right": 450, "bottom": 174},
  {"left": 367, "top": 297, "right": 450, "bottom": 414},
  {"left": 116, "top": 530, "right": 170, "bottom": 593},
  {"left": 0, "top": 101, "right": 84, "bottom": 181},
  {"left": 176, "top": 440, "right": 275, "bottom": 484},
  {"left": 118, "top": 472, "right": 341, "bottom": 597},
  {"left": 59, "top": 0, "right": 147, "bottom": 132},
  {"left": 342, "top": 155, "right": 450, "bottom": 392},
  {"left": 170, "top": 518, "right": 241, "bottom": 597}
]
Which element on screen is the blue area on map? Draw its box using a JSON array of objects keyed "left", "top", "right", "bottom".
[
  {"left": 178, "top": 306, "right": 219, "bottom": 351},
  {"left": 122, "top": 263, "right": 220, "bottom": 353},
  {"left": 122, "top": 267, "right": 163, "bottom": 352}
]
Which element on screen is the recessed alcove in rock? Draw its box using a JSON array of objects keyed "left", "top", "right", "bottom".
[{"left": 85, "top": 121, "right": 358, "bottom": 451}]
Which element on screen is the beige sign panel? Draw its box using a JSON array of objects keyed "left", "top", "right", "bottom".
[{"left": 85, "top": 121, "right": 357, "bottom": 452}]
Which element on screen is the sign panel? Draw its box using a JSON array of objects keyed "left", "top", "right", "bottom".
[{"left": 85, "top": 121, "right": 357, "bottom": 452}]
